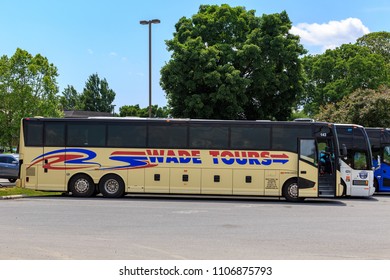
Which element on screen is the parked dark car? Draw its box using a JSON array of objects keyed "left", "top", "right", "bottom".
[{"left": 0, "top": 154, "right": 19, "bottom": 183}]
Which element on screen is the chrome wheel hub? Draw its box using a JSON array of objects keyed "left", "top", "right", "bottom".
[{"left": 104, "top": 179, "right": 119, "bottom": 194}]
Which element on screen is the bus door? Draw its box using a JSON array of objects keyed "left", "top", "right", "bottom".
[
  {"left": 316, "top": 137, "right": 337, "bottom": 197},
  {"left": 298, "top": 138, "right": 336, "bottom": 198},
  {"left": 377, "top": 145, "right": 390, "bottom": 192},
  {"left": 297, "top": 139, "right": 320, "bottom": 198},
  {"left": 36, "top": 122, "right": 67, "bottom": 191}
]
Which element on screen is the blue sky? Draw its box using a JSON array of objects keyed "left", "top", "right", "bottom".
[{"left": 2, "top": 0, "right": 390, "bottom": 111}]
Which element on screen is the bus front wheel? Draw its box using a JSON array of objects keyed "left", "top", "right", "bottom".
[
  {"left": 99, "top": 174, "right": 125, "bottom": 198},
  {"left": 283, "top": 179, "right": 304, "bottom": 202},
  {"left": 69, "top": 174, "right": 96, "bottom": 197}
]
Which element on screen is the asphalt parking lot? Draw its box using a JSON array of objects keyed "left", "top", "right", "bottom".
[{"left": 1, "top": 191, "right": 389, "bottom": 260}]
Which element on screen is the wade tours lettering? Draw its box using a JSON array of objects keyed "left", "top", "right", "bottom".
[{"left": 27, "top": 148, "right": 290, "bottom": 170}]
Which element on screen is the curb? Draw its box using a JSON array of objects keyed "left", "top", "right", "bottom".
[{"left": 0, "top": 194, "right": 28, "bottom": 200}]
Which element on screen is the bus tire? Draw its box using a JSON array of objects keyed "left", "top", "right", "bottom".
[
  {"left": 69, "top": 174, "right": 96, "bottom": 197},
  {"left": 283, "top": 179, "right": 304, "bottom": 202},
  {"left": 99, "top": 174, "right": 125, "bottom": 198}
]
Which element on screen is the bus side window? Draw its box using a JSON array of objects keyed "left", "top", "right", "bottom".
[
  {"left": 45, "top": 123, "right": 65, "bottom": 146},
  {"left": 384, "top": 146, "right": 390, "bottom": 164},
  {"left": 354, "top": 152, "right": 367, "bottom": 170},
  {"left": 300, "top": 139, "right": 317, "bottom": 165}
]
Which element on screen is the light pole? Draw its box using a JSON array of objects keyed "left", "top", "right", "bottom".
[{"left": 140, "top": 19, "right": 160, "bottom": 118}]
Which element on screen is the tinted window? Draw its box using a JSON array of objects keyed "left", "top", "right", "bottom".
[
  {"left": 300, "top": 139, "right": 317, "bottom": 164},
  {"left": 354, "top": 152, "right": 368, "bottom": 169},
  {"left": 337, "top": 126, "right": 354, "bottom": 166},
  {"left": 24, "top": 121, "right": 43, "bottom": 146},
  {"left": 0, "top": 156, "right": 7, "bottom": 163},
  {"left": 0, "top": 155, "right": 17, "bottom": 164},
  {"left": 231, "top": 126, "right": 271, "bottom": 150},
  {"left": 366, "top": 129, "right": 380, "bottom": 149},
  {"left": 366, "top": 129, "right": 381, "bottom": 158},
  {"left": 354, "top": 128, "right": 368, "bottom": 150},
  {"left": 67, "top": 123, "right": 106, "bottom": 147},
  {"left": 272, "top": 126, "right": 312, "bottom": 151},
  {"left": 45, "top": 122, "right": 65, "bottom": 146},
  {"left": 384, "top": 146, "right": 390, "bottom": 164},
  {"left": 190, "top": 125, "right": 228, "bottom": 149},
  {"left": 383, "top": 130, "right": 390, "bottom": 144},
  {"left": 148, "top": 123, "right": 187, "bottom": 148},
  {"left": 337, "top": 127, "right": 353, "bottom": 146},
  {"left": 337, "top": 126, "right": 370, "bottom": 169},
  {"left": 107, "top": 123, "right": 146, "bottom": 147}
]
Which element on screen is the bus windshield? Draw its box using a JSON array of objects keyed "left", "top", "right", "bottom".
[{"left": 335, "top": 124, "right": 374, "bottom": 197}]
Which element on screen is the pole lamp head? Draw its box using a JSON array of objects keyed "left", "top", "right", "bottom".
[
  {"left": 140, "top": 19, "right": 160, "bottom": 25},
  {"left": 150, "top": 19, "right": 160, "bottom": 24}
]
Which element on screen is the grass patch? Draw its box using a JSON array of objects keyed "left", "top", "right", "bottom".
[{"left": 0, "top": 186, "right": 62, "bottom": 197}]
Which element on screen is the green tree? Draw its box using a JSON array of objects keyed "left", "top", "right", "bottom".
[
  {"left": 316, "top": 86, "right": 390, "bottom": 127},
  {"left": 356, "top": 31, "right": 390, "bottom": 64},
  {"left": 301, "top": 44, "right": 389, "bottom": 116},
  {"left": 119, "top": 104, "right": 170, "bottom": 117},
  {"left": 0, "top": 48, "right": 62, "bottom": 150},
  {"left": 60, "top": 85, "right": 82, "bottom": 110},
  {"left": 119, "top": 104, "right": 146, "bottom": 117},
  {"left": 81, "top": 73, "right": 116, "bottom": 112},
  {"left": 161, "top": 5, "right": 305, "bottom": 120}
]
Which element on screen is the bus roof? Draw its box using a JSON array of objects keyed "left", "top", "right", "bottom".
[{"left": 23, "top": 116, "right": 332, "bottom": 126}]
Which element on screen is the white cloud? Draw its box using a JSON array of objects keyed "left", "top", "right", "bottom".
[
  {"left": 87, "top": 49, "right": 94, "bottom": 55},
  {"left": 109, "top": 52, "right": 117, "bottom": 57},
  {"left": 291, "top": 18, "right": 370, "bottom": 53}
]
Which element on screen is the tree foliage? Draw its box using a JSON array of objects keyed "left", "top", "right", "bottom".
[
  {"left": 161, "top": 5, "right": 305, "bottom": 120},
  {"left": 356, "top": 31, "right": 390, "bottom": 64},
  {"left": 0, "top": 48, "right": 62, "bottom": 150},
  {"left": 119, "top": 104, "right": 170, "bottom": 118},
  {"left": 60, "top": 85, "right": 82, "bottom": 110},
  {"left": 81, "top": 73, "right": 116, "bottom": 112},
  {"left": 316, "top": 86, "right": 390, "bottom": 127},
  {"left": 301, "top": 44, "right": 389, "bottom": 116}
]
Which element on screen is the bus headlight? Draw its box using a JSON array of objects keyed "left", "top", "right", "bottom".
[{"left": 352, "top": 180, "right": 368, "bottom": 186}]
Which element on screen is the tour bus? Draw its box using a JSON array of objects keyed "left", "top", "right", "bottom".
[
  {"left": 334, "top": 124, "right": 374, "bottom": 197},
  {"left": 18, "top": 117, "right": 346, "bottom": 201},
  {"left": 365, "top": 127, "right": 390, "bottom": 192}
]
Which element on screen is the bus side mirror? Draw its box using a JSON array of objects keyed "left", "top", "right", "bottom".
[{"left": 341, "top": 144, "right": 348, "bottom": 160}]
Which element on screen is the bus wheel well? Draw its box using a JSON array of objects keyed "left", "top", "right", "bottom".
[
  {"left": 98, "top": 173, "right": 125, "bottom": 198},
  {"left": 282, "top": 178, "right": 304, "bottom": 202},
  {"left": 68, "top": 173, "right": 97, "bottom": 197}
]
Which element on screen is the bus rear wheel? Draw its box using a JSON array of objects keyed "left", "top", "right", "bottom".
[
  {"left": 283, "top": 180, "right": 304, "bottom": 202},
  {"left": 99, "top": 174, "right": 125, "bottom": 198},
  {"left": 69, "top": 174, "right": 96, "bottom": 197}
]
